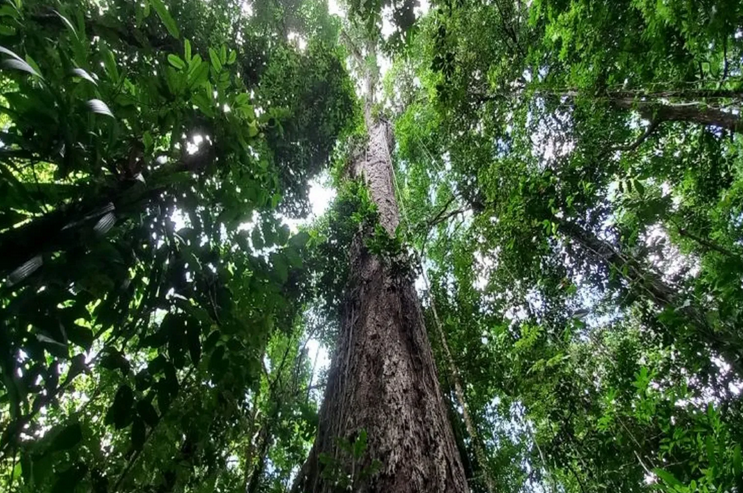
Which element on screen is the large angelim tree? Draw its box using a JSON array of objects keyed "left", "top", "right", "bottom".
[{"left": 293, "top": 25, "right": 468, "bottom": 493}]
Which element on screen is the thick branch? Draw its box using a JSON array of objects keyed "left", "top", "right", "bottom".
[
  {"left": 607, "top": 119, "right": 663, "bottom": 154},
  {"left": 613, "top": 98, "right": 743, "bottom": 134}
]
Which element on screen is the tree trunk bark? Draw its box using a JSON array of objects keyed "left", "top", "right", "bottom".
[
  {"left": 613, "top": 98, "right": 743, "bottom": 134},
  {"left": 293, "top": 121, "right": 468, "bottom": 493}
]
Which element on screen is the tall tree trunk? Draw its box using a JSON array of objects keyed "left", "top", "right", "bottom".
[
  {"left": 293, "top": 120, "right": 468, "bottom": 492},
  {"left": 554, "top": 218, "right": 676, "bottom": 308}
]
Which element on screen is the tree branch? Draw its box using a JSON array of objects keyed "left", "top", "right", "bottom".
[
  {"left": 339, "top": 29, "right": 364, "bottom": 66},
  {"left": 606, "top": 119, "right": 663, "bottom": 155}
]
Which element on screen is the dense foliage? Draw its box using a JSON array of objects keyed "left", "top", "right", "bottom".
[
  {"left": 391, "top": 0, "right": 743, "bottom": 491},
  {"left": 2, "top": 0, "right": 743, "bottom": 492},
  {"left": 0, "top": 0, "right": 355, "bottom": 491}
]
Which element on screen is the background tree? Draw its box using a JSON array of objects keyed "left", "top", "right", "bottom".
[{"left": 388, "top": 0, "right": 743, "bottom": 491}]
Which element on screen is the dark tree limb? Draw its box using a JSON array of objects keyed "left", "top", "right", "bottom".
[
  {"left": 614, "top": 98, "right": 743, "bottom": 134},
  {"left": 608, "top": 119, "right": 663, "bottom": 154}
]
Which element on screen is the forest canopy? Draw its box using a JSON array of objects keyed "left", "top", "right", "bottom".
[{"left": 1, "top": 0, "right": 742, "bottom": 492}]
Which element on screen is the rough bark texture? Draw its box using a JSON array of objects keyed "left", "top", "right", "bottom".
[
  {"left": 293, "top": 122, "right": 468, "bottom": 493},
  {"left": 613, "top": 98, "right": 743, "bottom": 134}
]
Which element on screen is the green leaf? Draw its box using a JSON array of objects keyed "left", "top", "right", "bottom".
[
  {"left": 270, "top": 252, "right": 288, "bottom": 283},
  {"left": 705, "top": 435, "right": 717, "bottom": 471},
  {"left": 188, "top": 54, "right": 202, "bottom": 72},
  {"left": 143, "top": 131, "right": 154, "bottom": 151},
  {"left": 0, "top": 45, "right": 22, "bottom": 61},
  {"left": 53, "top": 10, "right": 78, "bottom": 39},
  {"left": 63, "top": 354, "right": 87, "bottom": 385},
  {"left": 235, "top": 93, "right": 250, "bottom": 107},
  {"left": 289, "top": 231, "right": 310, "bottom": 248},
  {"left": 653, "top": 468, "right": 683, "bottom": 488},
  {"left": 167, "top": 54, "right": 186, "bottom": 69},
  {"left": 24, "top": 55, "right": 43, "bottom": 77},
  {"left": 66, "top": 325, "right": 94, "bottom": 351},
  {"left": 135, "top": 369, "right": 153, "bottom": 391},
  {"left": 157, "top": 379, "right": 172, "bottom": 414},
  {"left": 102, "top": 46, "right": 119, "bottom": 81},
  {"left": 131, "top": 417, "right": 146, "bottom": 451},
  {"left": 209, "top": 47, "right": 222, "bottom": 71},
  {"left": 203, "top": 330, "right": 220, "bottom": 352},
  {"left": 48, "top": 423, "right": 83, "bottom": 453},
  {"left": 353, "top": 429, "right": 367, "bottom": 459},
  {"left": 184, "top": 39, "right": 191, "bottom": 62},
  {"left": 150, "top": 0, "right": 180, "bottom": 38},
  {"left": 187, "top": 322, "right": 201, "bottom": 364},
  {"left": 192, "top": 91, "right": 214, "bottom": 116},
  {"left": 0, "top": 5, "right": 19, "bottom": 18},
  {"left": 71, "top": 67, "right": 98, "bottom": 85},
  {"left": 100, "top": 350, "right": 131, "bottom": 375},
  {"left": 277, "top": 224, "right": 290, "bottom": 245},
  {"left": 52, "top": 463, "right": 88, "bottom": 493},
  {"left": 208, "top": 345, "right": 226, "bottom": 377},
  {"left": 188, "top": 60, "right": 209, "bottom": 88},
  {"left": 733, "top": 444, "right": 742, "bottom": 479},
  {"left": 87, "top": 99, "right": 115, "bottom": 118},
  {"left": 1, "top": 57, "right": 41, "bottom": 78},
  {"left": 634, "top": 179, "right": 645, "bottom": 197}
]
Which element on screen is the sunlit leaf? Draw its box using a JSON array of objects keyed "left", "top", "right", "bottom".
[
  {"left": 1, "top": 57, "right": 41, "bottom": 78},
  {"left": 209, "top": 47, "right": 222, "bottom": 71},
  {"left": 86, "top": 99, "right": 114, "bottom": 118},
  {"left": 167, "top": 54, "right": 186, "bottom": 69},
  {"left": 6, "top": 255, "right": 42, "bottom": 286},
  {"left": 71, "top": 67, "right": 98, "bottom": 85},
  {"left": 53, "top": 10, "right": 78, "bottom": 39}
]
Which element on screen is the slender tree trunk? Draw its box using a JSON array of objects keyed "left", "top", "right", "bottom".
[
  {"left": 562, "top": 89, "right": 743, "bottom": 133},
  {"left": 554, "top": 218, "right": 676, "bottom": 307},
  {"left": 425, "top": 274, "right": 495, "bottom": 493},
  {"left": 556, "top": 218, "right": 743, "bottom": 375},
  {"left": 247, "top": 427, "right": 271, "bottom": 493},
  {"left": 293, "top": 120, "right": 468, "bottom": 492},
  {"left": 476, "top": 88, "right": 743, "bottom": 135}
]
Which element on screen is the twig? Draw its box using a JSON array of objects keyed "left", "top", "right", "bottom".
[
  {"left": 7, "top": 446, "right": 17, "bottom": 491},
  {"left": 565, "top": 461, "right": 588, "bottom": 493},
  {"left": 673, "top": 223, "right": 739, "bottom": 259}
]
